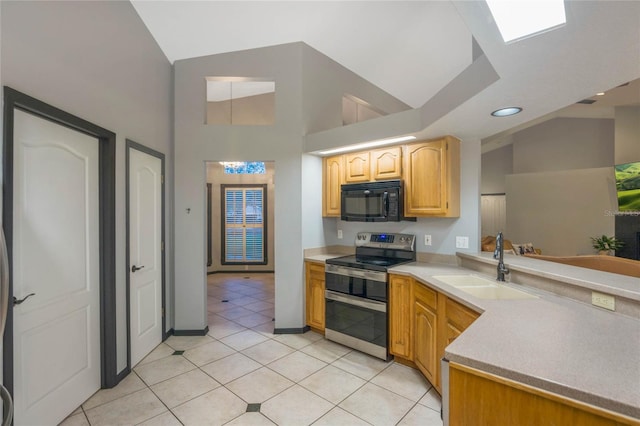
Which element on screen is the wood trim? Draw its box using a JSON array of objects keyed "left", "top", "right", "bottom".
[{"left": 449, "top": 362, "right": 640, "bottom": 425}]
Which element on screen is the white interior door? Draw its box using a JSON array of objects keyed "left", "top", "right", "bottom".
[
  {"left": 12, "top": 109, "right": 101, "bottom": 425},
  {"left": 129, "top": 148, "right": 162, "bottom": 367}
]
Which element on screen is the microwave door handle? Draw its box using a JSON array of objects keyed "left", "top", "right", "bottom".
[{"left": 382, "top": 191, "right": 389, "bottom": 218}]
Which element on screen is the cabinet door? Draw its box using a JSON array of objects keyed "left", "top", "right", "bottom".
[
  {"left": 305, "top": 262, "right": 325, "bottom": 331},
  {"left": 345, "top": 152, "right": 370, "bottom": 182},
  {"left": 403, "top": 137, "right": 460, "bottom": 217},
  {"left": 389, "top": 275, "right": 414, "bottom": 359},
  {"left": 323, "top": 155, "right": 343, "bottom": 217},
  {"left": 445, "top": 297, "right": 479, "bottom": 346},
  {"left": 415, "top": 299, "right": 438, "bottom": 386},
  {"left": 404, "top": 140, "right": 447, "bottom": 215},
  {"left": 371, "top": 146, "right": 402, "bottom": 180}
]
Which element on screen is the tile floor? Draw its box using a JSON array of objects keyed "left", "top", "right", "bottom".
[{"left": 61, "top": 273, "right": 443, "bottom": 426}]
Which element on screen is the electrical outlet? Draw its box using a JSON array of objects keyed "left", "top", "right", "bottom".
[
  {"left": 337, "top": 229, "right": 343, "bottom": 239},
  {"left": 424, "top": 235, "right": 432, "bottom": 246},
  {"left": 592, "top": 292, "right": 615, "bottom": 311},
  {"left": 455, "top": 236, "right": 469, "bottom": 249}
]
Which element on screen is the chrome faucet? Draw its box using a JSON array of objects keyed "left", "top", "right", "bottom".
[{"left": 493, "top": 232, "right": 510, "bottom": 282}]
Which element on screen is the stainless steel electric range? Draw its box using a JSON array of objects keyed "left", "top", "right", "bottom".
[{"left": 324, "top": 232, "right": 416, "bottom": 360}]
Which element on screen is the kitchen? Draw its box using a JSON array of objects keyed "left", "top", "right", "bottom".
[{"left": 1, "top": 0, "right": 639, "bottom": 425}]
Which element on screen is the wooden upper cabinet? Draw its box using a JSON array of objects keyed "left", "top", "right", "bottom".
[
  {"left": 344, "top": 152, "right": 370, "bottom": 182},
  {"left": 323, "top": 155, "right": 343, "bottom": 217},
  {"left": 403, "top": 137, "right": 460, "bottom": 217},
  {"left": 371, "top": 146, "right": 402, "bottom": 180}
]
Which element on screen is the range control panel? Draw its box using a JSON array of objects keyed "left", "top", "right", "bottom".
[{"left": 355, "top": 232, "right": 416, "bottom": 251}]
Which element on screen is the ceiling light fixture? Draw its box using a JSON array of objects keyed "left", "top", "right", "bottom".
[
  {"left": 486, "top": 0, "right": 566, "bottom": 43},
  {"left": 596, "top": 92, "right": 605, "bottom": 96},
  {"left": 491, "top": 107, "right": 522, "bottom": 117},
  {"left": 318, "top": 135, "right": 416, "bottom": 156}
]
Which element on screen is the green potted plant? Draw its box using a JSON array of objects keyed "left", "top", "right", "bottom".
[{"left": 590, "top": 235, "right": 625, "bottom": 255}]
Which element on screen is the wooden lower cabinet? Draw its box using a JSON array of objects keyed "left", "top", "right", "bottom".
[
  {"left": 305, "top": 261, "right": 325, "bottom": 332},
  {"left": 389, "top": 274, "right": 480, "bottom": 394},
  {"left": 389, "top": 275, "right": 414, "bottom": 359},
  {"left": 414, "top": 284, "right": 438, "bottom": 387},
  {"left": 449, "top": 362, "right": 640, "bottom": 426},
  {"left": 444, "top": 297, "right": 479, "bottom": 347}
]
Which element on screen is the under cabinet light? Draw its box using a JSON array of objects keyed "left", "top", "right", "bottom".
[
  {"left": 486, "top": 0, "right": 566, "bottom": 43},
  {"left": 318, "top": 136, "right": 416, "bottom": 156}
]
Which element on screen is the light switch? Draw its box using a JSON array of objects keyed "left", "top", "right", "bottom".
[
  {"left": 455, "top": 236, "right": 469, "bottom": 249},
  {"left": 337, "top": 229, "right": 343, "bottom": 239}
]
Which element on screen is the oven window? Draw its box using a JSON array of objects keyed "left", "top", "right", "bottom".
[
  {"left": 325, "top": 298, "right": 387, "bottom": 348},
  {"left": 325, "top": 274, "right": 387, "bottom": 302}
]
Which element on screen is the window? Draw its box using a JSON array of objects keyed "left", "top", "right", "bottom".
[
  {"left": 220, "top": 161, "right": 266, "bottom": 174},
  {"left": 222, "top": 185, "right": 267, "bottom": 264},
  {"left": 206, "top": 78, "right": 275, "bottom": 125},
  {"left": 342, "top": 94, "right": 386, "bottom": 126}
]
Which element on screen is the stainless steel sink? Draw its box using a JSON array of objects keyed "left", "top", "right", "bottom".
[{"left": 432, "top": 275, "right": 538, "bottom": 300}]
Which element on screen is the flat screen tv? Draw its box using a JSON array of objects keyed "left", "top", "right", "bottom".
[{"left": 614, "top": 161, "right": 640, "bottom": 211}]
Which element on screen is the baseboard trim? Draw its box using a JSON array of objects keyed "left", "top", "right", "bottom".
[
  {"left": 171, "top": 326, "right": 210, "bottom": 336},
  {"left": 274, "top": 326, "right": 310, "bottom": 335}
]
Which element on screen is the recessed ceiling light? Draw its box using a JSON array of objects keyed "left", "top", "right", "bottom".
[
  {"left": 596, "top": 92, "right": 605, "bottom": 96},
  {"left": 491, "top": 107, "right": 522, "bottom": 117},
  {"left": 487, "top": 0, "right": 566, "bottom": 43}
]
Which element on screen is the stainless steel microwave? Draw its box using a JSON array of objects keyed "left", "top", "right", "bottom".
[{"left": 341, "top": 180, "right": 412, "bottom": 222}]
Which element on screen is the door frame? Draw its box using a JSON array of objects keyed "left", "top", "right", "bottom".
[
  {"left": 125, "top": 139, "right": 167, "bottom": 370},
  {"left": 2, "top": 87, "right": 118, "bottom": 394}
]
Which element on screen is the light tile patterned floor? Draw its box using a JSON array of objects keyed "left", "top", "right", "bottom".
[{"left": 61, "top": 273, "right": 443, "bottom": 426}]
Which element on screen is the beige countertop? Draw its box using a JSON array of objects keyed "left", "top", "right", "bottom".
[
  {"left": 392, "top": 261, "right": 640, "bottom": 420},
  {"left": 304, "top": 252, "right": 640, "bottom": 420},
  {"left": 458, "top": 251, "right": 640, "bottom": 302}
]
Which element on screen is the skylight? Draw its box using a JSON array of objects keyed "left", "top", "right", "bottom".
[{"left": 486, "top": 0, "right": 566, "bottom": 43}]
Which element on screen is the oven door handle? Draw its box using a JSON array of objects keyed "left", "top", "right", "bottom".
[
  {"left": 325, "top": 290, "right": 387, "bottom": 313},
  {"left": 325, "top": 264, "right": 387, "bottom": 282}
]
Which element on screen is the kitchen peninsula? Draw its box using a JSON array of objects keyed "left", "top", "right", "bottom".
[{"left": 304, "top": 251, "right": 640, "bottom": 424}]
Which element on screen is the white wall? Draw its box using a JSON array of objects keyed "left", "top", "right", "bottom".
[
  {"left": 173, "top": 43, "right": 307, "bottom": 331},
  {"left": 482, "top": 117, "right": 618, "bottom": 256},
  {"left": 1, "top": 1, "right": 173, "bottom": 374},
  {"left": 173, "top": 42, "right": 411, "bottom": 331},
  {"left": 513, "top": 117, "right": 614, "bottom": 173},
  {"left": 614, "top": 106, "right": 640, "bottom": 164},
  {"left": 481, "top": 144, "right": 513, "bottom": 194},
  {"left": 506, "top": 168, "right": 616, "bottom": 256}
]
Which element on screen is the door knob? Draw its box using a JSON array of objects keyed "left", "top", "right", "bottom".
[
  {"left": 13, "top": 293, "right": 35, "bottom": 306},
  {"left": 131, "top": 265, "right": 145, "bottom": 273}
]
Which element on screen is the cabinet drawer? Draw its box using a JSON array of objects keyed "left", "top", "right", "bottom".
[
  {"left": 414, "top": 283, "right": 437, "bottom": 310},
  {"left": 446, "top": 298, "right": 479, "bottom": 330}
]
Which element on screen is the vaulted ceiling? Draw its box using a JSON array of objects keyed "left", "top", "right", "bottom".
[{"left": 132, "top": 1, "right": 640, "bottom": 148}]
